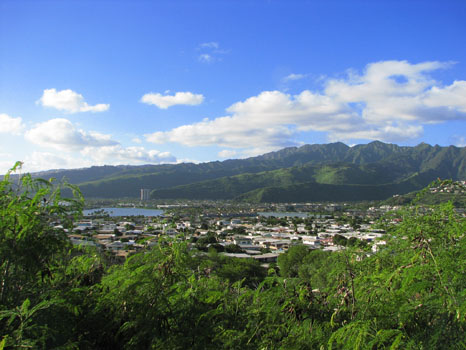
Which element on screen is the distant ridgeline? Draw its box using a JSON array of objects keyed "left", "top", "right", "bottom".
[{"left": 29, "top": 141, "right": 466, "bottom": 202}]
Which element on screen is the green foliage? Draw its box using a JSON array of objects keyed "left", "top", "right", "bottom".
[
  {"left": 0, "top": 298, "right": 56, "bottom": 349},
  {"left": 224, "top": 244, "right": 244, "bottom": 253},
  {"left": 333, "top": 234, "right": 348, "bottom": 246},
  {"left": 0, "top": 163, "right": 87, "bottom": 348},
  {"left": 278, "top": 244, "right": 311, "bottom": 277},
  {"left": 1, "top": 168, "right": 465, "bottom": 349},
  {"left": 0, "top": 162, "right": 83, "bottom": 307}
]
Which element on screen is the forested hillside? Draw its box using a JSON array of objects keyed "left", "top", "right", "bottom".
[
  {"left": 1, "top": 165, "right": 465, "bottom": 349},
  {"left": 25, "top": 141, "right": 466, "bottom": 201}
]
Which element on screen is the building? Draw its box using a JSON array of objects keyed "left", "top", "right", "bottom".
[{"left": 140, "top": 188, "right": 151, "bottom": 201}]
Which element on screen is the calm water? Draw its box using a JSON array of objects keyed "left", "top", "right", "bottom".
[
  {"left": 258, "top": 212, "right": 309, "bottom": 218},
  {"left": 83, "top": 207, "right": 164, "bottom": 217}
]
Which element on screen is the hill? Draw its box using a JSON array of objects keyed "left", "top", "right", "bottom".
[
  {"left": 25, "top": 141, "right": 466, "bottom": 202},
  {"left": 381, "top": 180, "right": 466, "bottom": 207}
]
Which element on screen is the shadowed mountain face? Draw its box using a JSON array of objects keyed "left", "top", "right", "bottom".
[{"left": 27, "top": 141, "right": 466, "bottom": 202}]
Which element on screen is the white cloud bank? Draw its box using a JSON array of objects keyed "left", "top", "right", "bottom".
[
  {"left": 22, "top": 118, "right": 176, "bottom": 171},
  {"left": 25, "top": 118, "right": 118, "bottom": 151},
  {"left": 0, "top": 113, "right": 24, "bottom": 134},
  {"left": 141, "top": 91, "right": 204, "bottom": 109},
  {"left": 218, "top": 150, "right": 237, "bottom": 158},
  {"left": 38, "top": 88, "right": 109, "bottom": 113},
  {"left": 146, "top": 60, "right": 466, "bottom": 156},
  {"left": 81, "top": 146, "right": 175, "bottom": 164}
]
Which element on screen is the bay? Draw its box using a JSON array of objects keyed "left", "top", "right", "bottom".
[
  {"left": 258, "top": 212, "right": 309, "bottom": 218},
  {"left": 83, "top": 207, "right": 164, "bottom": 217}
]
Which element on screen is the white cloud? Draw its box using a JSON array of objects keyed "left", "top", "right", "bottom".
[
  {"left": 198, "top": 54, "right": 213, "bottom": 63},
  {"left": 81, "top": 145, "right": 176, "bottom": 165},
  {"left": 0, "top": 113, "right": 25, "bottom": 134},
  {"left": 23, "top": 151, "right": 93, "bottom": 172},
  {"left": 38, "top": 88, "right": 109, "bottom": 113},
  {"left": 328, "top": 124, "right": 424, "bottom": 143},
  {"left": 451, "top": 135, "right": 466, "bottom": 147},
  {"left": 218, "top": 150, "right": 237, "bottom": 158},
  {"left": 176, "top": 158, "right": 201, "bottom": 164},
  {"left": 199, "top": 42, "right": 219, "bottom": 49},
  {"left": 18, "top": 146, "right": 176, "bottom": 173},
  {"left": 141, "top": 91, "right": 204, "bottom": 109},
  {"left": 0, "top": 161, "right": 20, "bottom": 175},
  {"left": 25, "top": 118, "right": 118, "bottom": 151},
  {"left": 197, "top": 42, "right": 228, "bottom": 63},
  {"left": 132, "top": 137, "right": 142, "bottom": 144},
  {"left": 423, "top": 80, "right": 466, "bottom": 113},
  {"left": 145, "top": 114, "right": 295, "bottom": 150},
  {"left": 146, "top": 60, "right": 466, "bottom": 152},
  {"left": 283, "top": 73, "right": 306, "bottom": 82},
  {"left": 81, "top": 146, "right": 176, "bottom": 164},
  {"left": 0, "top": 148, "right": 14, "bottom": 174}
]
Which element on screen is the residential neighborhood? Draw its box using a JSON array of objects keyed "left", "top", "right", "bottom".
[{"left": 68, "top": 202, "right": 400, "bottom": 263}]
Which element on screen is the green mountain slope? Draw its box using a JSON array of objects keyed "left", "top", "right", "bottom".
[
  {"left": 150, "top": 163, "right": 440, "bottom": 202},
  {"left": 236, "top": 171, "right": 438, "bottom": 202},
  {"left": 26, "top": 141, "right": 466, "bottom": 200}
]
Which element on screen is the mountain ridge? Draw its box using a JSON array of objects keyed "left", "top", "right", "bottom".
[{"left": 21, "top": 141, "right": 466, "bottom": 201}]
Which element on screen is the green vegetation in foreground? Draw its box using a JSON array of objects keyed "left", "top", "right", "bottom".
[{"left": 1, "top": 163, "right": 465, "bottom": 349}]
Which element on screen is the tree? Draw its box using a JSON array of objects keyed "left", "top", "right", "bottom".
[
  {"left": 277, "top": 244, "right": 310, "bottom": 277},
  {"left": 0, "top": 162, "right": 85, "bottom": 348},
  {"left": 333, "top": 234, "right": 348, "bottom": 246},
  {"left": 0, "top": 162, "right": 83, "bottom": 307},
  {"left": 327, "top": 202, "right": 466, "bottom": 349}
]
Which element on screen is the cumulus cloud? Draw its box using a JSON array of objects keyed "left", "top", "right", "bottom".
[
  {"left": 23, "top": 151, "right": 92, "bottom": 172},
  {"left": 0, "top": 161, "right": 20, "bottom": 175},
  {"left": 25, "top": 118, "right": 118, "bottom": 151},
  {"left": 20, "top": 117, "right": 178, "bottom": 170},
  {"left": 218, "top": 150, "right": 237, "bottom": 158},
  {"left": 81, "top": 145, "right": 176, "bottom": 164},
  {"left": 423, "top": 80, "right": 466, "bottom": 113},
  {"left": 0, "top": 113, "right": 25, "bottom": 134},
  {"left": 19, "top": 147, "right": 176, "bottom": 172},
  {"left": 145, "top": 114, "right": 295, "bottom": 150},
  {"left": 146, "top": 60, "right": 466, "bottom": 153},
  {"left": 0, "top": 148, "right": 14, "bottom": 174},
  {"left": 141, "top": 91, "right": 204, "bottom": 109},
  {"left": 38, "top": 88, "right": 109, "bottom": 113}
]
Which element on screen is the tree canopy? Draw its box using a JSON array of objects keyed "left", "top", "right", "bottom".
[{"left": 1, "top": 164, "right": 465, "bottom": 349}]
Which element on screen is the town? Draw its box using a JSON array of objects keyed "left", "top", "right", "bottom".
[{"left": 67, "top": 180, "right": 466, "bottom": 264}]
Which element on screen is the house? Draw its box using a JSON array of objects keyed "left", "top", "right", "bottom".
[
  {"left": 253, "top": 253, "right": 279, "bottom": 263},
  {"left": 230, "top": 219, "right": 242, "bottom": 226},
  {"left": 74, "top": 220, "right": 94, "bottom": 232},
  {"left": 266, "top": 240, "right": 291, "bottom": 251},
  {"left": 371, "top": 240, "right": 387, "bottom": 252},
  {"left": 94, "top": 233, "right": 115, "bottom": 241},
  {"left": 164, "top": 228, "right": 178, "bottom": 236},
  {"left": 233, "top": 235, "right": 252, "bottom": 245},
  {"left": 106, "top": 241, "right": 124, "bottom": 251},
  {"left": 69, "top": 234, "right": 97, "bottom": 247},
  {"left": 301, "top": 236, "right": 321, "bottom": 248}
]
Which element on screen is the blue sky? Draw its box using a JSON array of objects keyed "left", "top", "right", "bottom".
[{"left": 1, "top": 0, "right": 466, "bottom": 172}]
